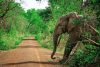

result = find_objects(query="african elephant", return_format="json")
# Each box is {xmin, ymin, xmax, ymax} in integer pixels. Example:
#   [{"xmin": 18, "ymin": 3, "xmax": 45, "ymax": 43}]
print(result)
[
  {"xmin": 51, "ymin": 12, "xmax": 83, "ymax": 59},
  {"xmin": 59, "ymin": 21, "xmax": 99, "ymax": 63}
]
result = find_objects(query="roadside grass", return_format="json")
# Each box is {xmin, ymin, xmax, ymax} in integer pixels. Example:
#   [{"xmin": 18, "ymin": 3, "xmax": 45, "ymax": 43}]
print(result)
[{"xmin": 0, "ymin": 30, "xmax": 31, "ymax": 50}]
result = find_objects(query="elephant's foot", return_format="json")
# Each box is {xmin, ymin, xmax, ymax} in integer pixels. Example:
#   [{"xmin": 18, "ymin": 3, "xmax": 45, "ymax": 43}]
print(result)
[
  {"xmin": 58, "ymin": 56, "xmax": 69, "ymax": 64},
  {"xmin": 59, "ymin": 59, "xmax": 67, "ymax": 64}
]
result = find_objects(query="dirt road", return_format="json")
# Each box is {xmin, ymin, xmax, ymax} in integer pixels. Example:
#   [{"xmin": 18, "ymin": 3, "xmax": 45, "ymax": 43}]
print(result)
[{"xmin": 0, "ymin": 37, "xmax": 65, "ymax": 67}]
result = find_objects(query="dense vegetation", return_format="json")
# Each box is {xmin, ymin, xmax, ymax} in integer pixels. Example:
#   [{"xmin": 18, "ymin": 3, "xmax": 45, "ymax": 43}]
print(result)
[
  {"xmin": 0, "ymin": 0, "xmax": 100, "ymax": 67},
  {"xmin": 0, "ymin": 0, "xmax": 29, "ymax": 50}
]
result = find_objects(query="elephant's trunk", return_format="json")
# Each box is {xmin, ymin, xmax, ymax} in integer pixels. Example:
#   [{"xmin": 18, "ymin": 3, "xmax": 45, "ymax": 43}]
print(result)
[
  {"xmin": 51, "ymin": 46, "xmax": 56, "ymax": 59},
  {"xmin": 51, "ymin": 34, "xmax": 61, "ymax": 59}
]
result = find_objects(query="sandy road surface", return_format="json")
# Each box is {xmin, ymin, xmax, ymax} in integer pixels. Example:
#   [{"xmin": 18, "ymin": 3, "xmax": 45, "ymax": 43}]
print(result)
[{"xmin": 0, "ymin": 37, "xmax": 65, "ymax": 67}]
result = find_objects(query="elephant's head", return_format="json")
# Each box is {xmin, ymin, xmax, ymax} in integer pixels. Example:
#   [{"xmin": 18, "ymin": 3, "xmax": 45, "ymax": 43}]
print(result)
[{"xmin": 68, "ymin": 12, "xmax": 83, "ymax": 19}]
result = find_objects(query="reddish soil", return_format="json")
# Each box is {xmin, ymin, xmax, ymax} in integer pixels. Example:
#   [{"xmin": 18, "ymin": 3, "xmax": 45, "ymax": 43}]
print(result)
[{"xmin": 0, "ymin": 37, "xmax": 65, "ymax": 67}]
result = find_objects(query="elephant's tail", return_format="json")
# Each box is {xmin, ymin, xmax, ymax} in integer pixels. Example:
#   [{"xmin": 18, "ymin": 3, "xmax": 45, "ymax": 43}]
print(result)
[{"xmin": 51, "ymin": 34, "xmax": 61, "ymax": 59}]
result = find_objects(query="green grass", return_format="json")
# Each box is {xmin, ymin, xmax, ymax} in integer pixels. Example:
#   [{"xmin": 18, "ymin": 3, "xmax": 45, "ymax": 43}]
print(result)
[{"xmin": 0, "ymin": 30, "xmax": 29, "ymax": 50}]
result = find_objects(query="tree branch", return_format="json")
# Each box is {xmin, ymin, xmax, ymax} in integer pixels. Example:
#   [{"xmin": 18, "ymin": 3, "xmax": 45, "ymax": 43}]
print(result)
[
  {"xmin": 86, "ymin": 23, "xmax": 99, "ymax": 34},
  {"xmin": 0, "ymin": 1, "xmax": 17, "ymax": 19},
  {"xmin": 85, "ymin": 37, "xmax": 100, "ymax": 47}
]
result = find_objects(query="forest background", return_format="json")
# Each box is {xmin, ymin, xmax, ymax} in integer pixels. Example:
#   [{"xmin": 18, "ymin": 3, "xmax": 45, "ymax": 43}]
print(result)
[{"xmin": 0, "ymin": 0, "xmax": 100, "ymax": 67}]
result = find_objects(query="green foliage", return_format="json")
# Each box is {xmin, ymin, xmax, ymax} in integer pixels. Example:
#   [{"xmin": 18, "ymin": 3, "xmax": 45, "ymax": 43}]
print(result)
[
  {"xmin": 24, "ymin": 9, "xmax": 47, "ymax": 34},
  {"xmin": 0, "ymin": 30, "xmax": 22, "ymax": 50},
  {"xmin": 0, "ymin": 0, "xmax": 29, "ymax": 50},
  {"xmin": 37, "ymin": 7, "xmax": 52, "ymax": 21},
  {"xmin": 49, "ymin": 0, "xmax": 82, "ymax": 19},
  {"xmin": 68, "ymin": 44, "xmax": 99, "ymax": 67}
]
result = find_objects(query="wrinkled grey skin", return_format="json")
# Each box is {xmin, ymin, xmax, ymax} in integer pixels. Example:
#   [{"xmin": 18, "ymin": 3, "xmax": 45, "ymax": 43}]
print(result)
[{"xmin": 51, "ymin": 12, "xmax": 83, "ymax": 59}]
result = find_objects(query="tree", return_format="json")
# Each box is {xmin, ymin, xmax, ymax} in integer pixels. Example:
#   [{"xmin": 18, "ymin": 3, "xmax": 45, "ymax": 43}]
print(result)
[{"xmin": 0, "ymin": 0, "xmax": 20, "ymax": 30}]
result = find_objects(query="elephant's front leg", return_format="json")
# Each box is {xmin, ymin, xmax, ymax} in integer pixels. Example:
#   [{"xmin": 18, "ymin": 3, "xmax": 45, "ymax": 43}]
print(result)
[{"xmin": 59, "ymin": 38, "xmax": 77, "ymax": 64}]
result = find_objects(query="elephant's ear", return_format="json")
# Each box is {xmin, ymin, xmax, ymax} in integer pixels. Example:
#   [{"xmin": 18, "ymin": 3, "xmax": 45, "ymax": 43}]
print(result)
[{"xmin": 67, "ymin": 23, "xmax": 75, "ymax": 33}]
